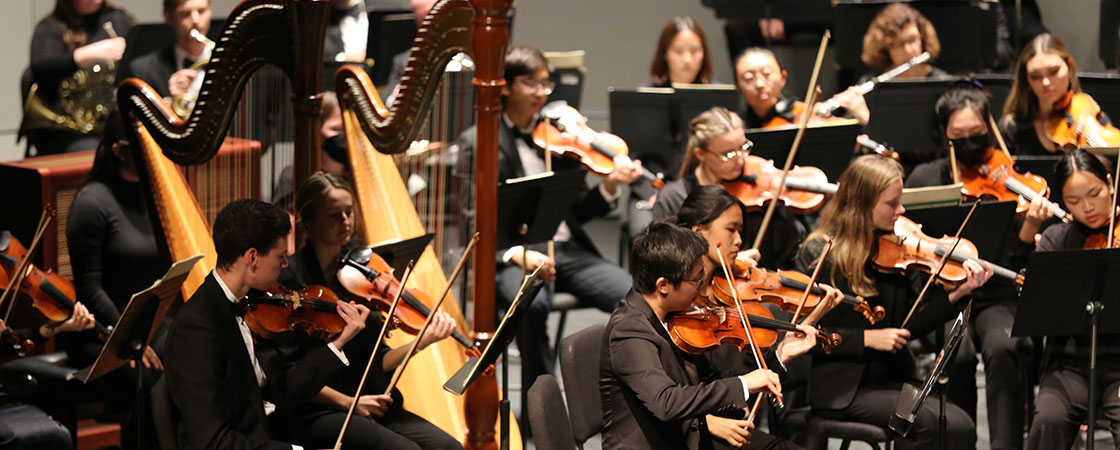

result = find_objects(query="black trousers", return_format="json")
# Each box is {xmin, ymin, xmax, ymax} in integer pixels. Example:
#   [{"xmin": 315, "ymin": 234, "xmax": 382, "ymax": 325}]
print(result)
[
  {"xmin": 1026, "ymin": 361, "xmax": 1120, "ymax": 450},
  {"xmin": 818, "ymin": 387, "xmax": 976, "ymax": 450},
  {"xmin": 710, "ymin": 429, "xmax": 807, "ymax": 450},
  {"xmin": 297, "ymin": 408, "xmax": 462, "ymax": 450},
  {"xmin": 946, "ymin": 300, "xmax": 1029, "ymax": 449},
  {"xmin": 0, "ymin": 400, "xmax": 71, "ymax": 450}
]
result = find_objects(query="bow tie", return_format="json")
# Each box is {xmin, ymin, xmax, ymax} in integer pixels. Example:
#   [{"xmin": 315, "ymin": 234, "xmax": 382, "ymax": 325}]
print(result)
[{"xmin": 182, "ymin": 57, "xmax": 196, "ymax": 69}]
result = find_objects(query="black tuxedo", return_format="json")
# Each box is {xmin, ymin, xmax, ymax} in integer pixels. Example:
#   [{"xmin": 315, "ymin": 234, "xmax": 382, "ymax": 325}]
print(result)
[
  {"xmin": 163, "ymin": 273, "xmax": 346, "ymax": 450},
  {"xmin": 128, "ymin": 46, "xmax": 176, "ymax": 98}
]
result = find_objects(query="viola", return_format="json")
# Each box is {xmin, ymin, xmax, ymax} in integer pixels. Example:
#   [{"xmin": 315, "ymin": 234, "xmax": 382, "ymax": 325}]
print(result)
[
  {"xmin": 723, "ymin": 155, "xmax": 837, "ymax": 214},
  {"xmin": 0, "ymin": 231, "xmax": 112, "ymax": 337},
  {"xmin": 666, "ymin": 297, "xmax": 841, "ymax": 355},
  {"xmin": 958, "ymin": 148, "xmax": 1070, "ymax": 222},
  {"xmin": 242, "ymin": 285, "xmax": 348, "ymax": 341},
  {"xmin": 718, "ymin": 261, "xmax": 886, "ymax": 324},
  {"xmin": 873, "ymin": 216, "xmax": 1024, "ymax": 289},
  {"xmin": 337, "ymin": 246, "xmax": 475, "ymax": 349},
  {"xmin": 1045, "ymin": 92, "xmax": 1120, "ymax": 149},
  {"xmin": 531, "ymin": 102, "xmax": 664, "ymax": 189}
]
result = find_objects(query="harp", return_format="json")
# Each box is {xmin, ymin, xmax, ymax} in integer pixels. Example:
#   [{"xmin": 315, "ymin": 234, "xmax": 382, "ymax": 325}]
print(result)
[{"xmin": 118, "ymin": 0, "xmax": 514, "ymax": 447}]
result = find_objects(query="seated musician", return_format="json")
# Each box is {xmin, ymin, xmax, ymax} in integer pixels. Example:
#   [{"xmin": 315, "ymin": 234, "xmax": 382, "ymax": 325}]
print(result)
[
  {"xmin": 272, "ymin": 91, "xmax": 351, "ymax": 211},
  {"xmin": 1026, "ymin": 149, "xmax": 1120, "ymax": 449},
  {"xmin": 651, "ymin": 107, "xmax": 805, "ymax": 270},
  {"xmin": 162, "ymin": 199, "xmax": 371, "ymax": 450},
  {"xmin": 325, "ymin": 0, "xmax": 368, "ymax": 63},
  {"xmin": 277, "ymin": 172, "xmax": 461, "ymax": 450},
  {"xmin": 860, "ymin": 3, "xmax": 949, "ymax": 82},
  {"xmin": 733, "ymin": 48, "xmax": 869, "ymax": 127},
  {"xmin": 904, "ymin": 84, "xmax": 1041, "ymax": 450},
  {"xmin": 794, "ymin": 155, "xmax": 991, "ymax": 449},
  {"xmin": 127, "ymin": 0, "xmax": 211, "ymax": 100},
  {"xmin": 1000, "ymin": 33, "xmax": 1115, "ymax": 155},
  {"xmin": 647, "ymin": 16, "xmax": 714, "ymax": 88},
  {"xmin": 601, "ymin": 221, "xmax": 822, "ymax": 450},
  {"xmin": 455, "ymin": 45, "xmax": 642, "ymax": 428},
  {"xmin": 27, "ymin": 0, "xmax": 132, "ymax": 155}
]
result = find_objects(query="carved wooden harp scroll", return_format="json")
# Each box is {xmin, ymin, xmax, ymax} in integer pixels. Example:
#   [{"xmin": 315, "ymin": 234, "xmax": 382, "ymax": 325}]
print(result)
[
  {"xmin": 335, "ymin": 0, "xmax": 514, "ymax": 448},
  {"xmin": 117, "ymin": 0, "xmax": 331, "ymax": 299}
]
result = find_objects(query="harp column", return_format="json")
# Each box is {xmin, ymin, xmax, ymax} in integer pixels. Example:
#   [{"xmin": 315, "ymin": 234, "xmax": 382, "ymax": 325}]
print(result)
[
  {"xmin": 465, "ymin": 0, "xmax": 513, "ymax": 449},
  {"xmin": 287, "ymin": 0, "xmax": 331, "ymax": 199}
]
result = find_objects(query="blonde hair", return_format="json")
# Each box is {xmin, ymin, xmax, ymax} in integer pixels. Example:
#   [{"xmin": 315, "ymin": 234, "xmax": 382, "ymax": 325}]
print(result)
[
  {"xmin": 861, "ymin": 3, "xmax": 940, "ymax": 72},
  {"xmin": 805, "ymin": 155, "xmax": 903, "ymax": 296},
  {"xmin": 678, "ymin": 107, "xmax": 744, "ymax": 178},
  {"xmin": 1002, "ymin": 33, "xmax": 1081, "ymax": 125}
]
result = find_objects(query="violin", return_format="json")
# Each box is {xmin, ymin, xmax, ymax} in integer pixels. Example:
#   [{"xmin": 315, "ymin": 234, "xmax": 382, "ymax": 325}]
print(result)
[
  {"xmin": 1045, "ymin": 92, "xmax": 1120, "ymax": 149},
  {"xmin": 723, "ymin": 155, "xmax": 837, "ymax": 214},
  {"xmin": 0, "ymin": 231, "xmax": 112, "ymax": 337},
  {"xmin": 242, "ymin": 285, "xmax": 348, "ymax": 341},
  {"xmin": 716, "ymin": 260, "xmax": 886, "ymax": 324},
  {"xmin": 531, "ymin": 102, "xmax": 665, "ymax": 189},
  {"xmin": 873, "ymin": 216, "xmax": 1024, "ymax": 289},
  {"xmin": 957, "ymin": 148, "xmax": 1071, "ymax": 222},
  {"xmin": 667, "ymin": 296, "xmax": 841, "ymax": 355},
  {"xmin": 337, "ymin": 246, "xmax": 475, "ymax": 349}
]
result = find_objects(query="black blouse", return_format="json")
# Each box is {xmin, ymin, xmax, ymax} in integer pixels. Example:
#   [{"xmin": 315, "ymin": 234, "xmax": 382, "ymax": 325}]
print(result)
[{"xmin": 29, "ymin": 9, "xmax": 133, "ymax": 106}]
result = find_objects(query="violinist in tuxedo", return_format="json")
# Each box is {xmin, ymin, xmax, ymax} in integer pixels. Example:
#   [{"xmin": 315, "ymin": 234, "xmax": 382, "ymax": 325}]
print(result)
[
  {"xmin": 128, "ymin": 0, "xmax": 210, "ymax": 99},
  {"xmin": 162, "ymin": 199, "xmax": 371, "ymax": 450}
]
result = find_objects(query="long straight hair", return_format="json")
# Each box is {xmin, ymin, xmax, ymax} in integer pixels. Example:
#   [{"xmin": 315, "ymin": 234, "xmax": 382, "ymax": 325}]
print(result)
[
  {"xmin": 805, "ymin": 155, "xmax": 903, "ymax": 296},
  {"xmin": 1003, "ymin": 33, "xmax": 1081, "ymax": 125}
]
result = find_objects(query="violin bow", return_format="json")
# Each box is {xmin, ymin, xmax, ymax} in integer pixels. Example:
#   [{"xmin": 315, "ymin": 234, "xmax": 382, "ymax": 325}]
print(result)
[
  {"xmin": 752, "ymin": 31, "xmax": 829, "ymax": 251},
  {"xmin": 791, "ymin": 237, "xmax": 833, "ymax": 324},
  {"xmin": 332, "ymin": 260, "xmax": 416, "ymax": 450},
  {"xmin": 987, "ymin": 114, "xmax": 1016, "ymax": 161},
  {"xmin": 1108, "ymin": 149, "xmax": 1120, "ymax": 248},
  {"xmin": 900, "ymin": 201, "xmax": 980, "ymax": 329},
  {"xmin": 714, "ymin": 243, "xmax": 779, "ymax": 423},
  {"xmin": 948, "ymin": 141, "xmax": 961, "ymax": 185},
  {"xmin": 1, "ymin": 211, "xmax": 50, "ymax": 323},
  {"xmin": 381, "ymin": 233, "xmax": 479, "ymax": 396}
]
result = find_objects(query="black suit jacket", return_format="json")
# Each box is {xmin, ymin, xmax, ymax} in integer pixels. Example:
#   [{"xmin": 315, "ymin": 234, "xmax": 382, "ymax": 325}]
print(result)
[
  {"xmin": 128, "ymin": 46, "xmax": 176, "ymax": 98},
  {"xmin": 456, "ymin": 115, "xmax": 613, "ymax": 263},
  {"xmin": 599, "ymin": 290, "xmax": 754, "ymax": 450},
  {"xmin": 164, "ymin": 273, "xmax": 346, "ymax": 450}
]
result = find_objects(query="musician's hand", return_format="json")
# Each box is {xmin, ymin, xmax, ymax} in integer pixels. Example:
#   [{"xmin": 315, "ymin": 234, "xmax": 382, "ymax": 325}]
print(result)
[
  {"xmin": 801, "ymin": 283, "xmax": 844, "ymax": 327},
  {"xmin": 0, "ymin": 319, "xmax": 6, "ymax": 334},
  {"xmin": 128, "ymin": 345, "xmax": 164, "ymax": 371},
  {"xmin": 53, "ymin": 302, "xmax": 96, "ymax": 334},
  {"xmin": 707, "ymin": 414, "xmax": 754, "ymax": 447},
  {"xmin": 331, "ymin": 301, "xmax": 371, "ymax": 349},
  {"xmin": 168, "ymin": 69, "xmax": 199, "ymax": 97},
  {"xmin": 354, "ymin": 394, "xmax": 393, "ymax": 418},
  {"xmin": 775, "ymin": 323, "xmax": 820, "ymax": 363},
  {"xmin": 1020, "ymin": 195, "xmax": 1051, "ymax": 243},
  {"xmin": 418, "ymin": 310, "xmax": 456, "ymax": 350},
  {"xmin": 602, "ymin": 156, "xmax": 643, "ymax": 195},
  {"xmin": 74, "ymin": 37, "xmax": 126, "ymax": 67},
  {"xmin": 735, "ymin": 249, "xmax": 760, "ymax": 270},
  {"xmin": 740, "ymin": 369, "xmax": 782, "ymax": 398},
  {"xmin": 865, "ymin": 328, "xmax": 910, "ymax": 352},
  {"xmin": 829, "ymin": 87, "xmax": 871, "ymax": 125},
  {"xmin": 948, "ymin": 260, "xmax": 993, "ymax": 303},
  {"xmin": 758, "ymin": 18, "xmax": 786, "ymax": 41},
  {"xmin": 510, "ymin": 250, "xmax": 556, "ymax": 281}
]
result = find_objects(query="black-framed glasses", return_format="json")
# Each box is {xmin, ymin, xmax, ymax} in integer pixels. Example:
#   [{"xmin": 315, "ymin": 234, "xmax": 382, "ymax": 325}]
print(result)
[{"xmin": 704, "ymin": 140, "xmax": 753, "ymax": 162}]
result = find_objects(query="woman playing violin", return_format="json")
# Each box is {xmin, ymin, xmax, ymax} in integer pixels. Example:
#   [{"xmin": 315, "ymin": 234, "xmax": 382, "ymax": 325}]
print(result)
[
  {"xmin": 904, "ymin": 83, "xmax": 1037, "ymax": 450},
  {"xmin": 1001, "ymin": 33, "xmax": 1118, "ymax": 154},
  {"xmin": 647, "ymin": 16, "xmax": 714, "ymax": 88},
  {"xmin": 1025, "ymin": 149, "xmax": 1120, "ymax": 449},
  {"xmin": 795, "ymin": 155, "xmax": 992, "ymax": 450},
  {"xmin": 652, "ymin": 107, "xmax": 805, "ymax": 270},
  {"xmin": 279, "ymin": 172, "xmax": 461, "ymax": 450}
]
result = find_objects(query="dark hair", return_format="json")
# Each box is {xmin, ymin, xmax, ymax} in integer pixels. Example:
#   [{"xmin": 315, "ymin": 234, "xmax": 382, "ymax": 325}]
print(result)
[
  {"xmin": 53, "ymin": 0, "xmax": 121, "ymax": 51},
  {"xmin": 674, "ymin": 185, "xmax": 745, "ymax": 230},
  {"xmin": 504, "ymin": 46, "xmax": 553, "ymax": 87},
  {"xmin": 86, "ymin": 109, "xmax": 129, "ymax": 185},
  {"xmin": 163, "ymin": 0, "xmax": 209, "ymax": 15},
  {"xmin": 213, "ymin": 199, "xmax": 292, "ymax": 269},
  {"xmin": 934, "ymin": 83, "xmax": 991, "ymax": 138},
  {"xmin": 630, "ymin": 222, "xmax": 708, "ymax": 295},
  {"xmin": 1054, "ymin": 149, "xmax": 1113, "ymax": 199},
  {"xmin": 649, "ymin": 16, "xmax": 713, "ymax": 86}
]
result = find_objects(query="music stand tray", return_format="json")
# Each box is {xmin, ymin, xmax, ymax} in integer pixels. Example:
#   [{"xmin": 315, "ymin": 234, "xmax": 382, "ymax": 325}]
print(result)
[{"xmin": 496, "ymin": 170, "xmax": 584, "ymax": 250}]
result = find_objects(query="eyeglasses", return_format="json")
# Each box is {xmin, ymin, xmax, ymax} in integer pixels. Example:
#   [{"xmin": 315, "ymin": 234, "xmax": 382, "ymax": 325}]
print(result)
[
  {"xmin": 739, "ymin": 69, "xmax": 776, "ymax": 86},
  {"xmin": 704, "ymin": 141, "xmax": 753, "ymax": 162},
  {"xmin": 517, "ymin": 78, "xmax": 556, "ymax": 95},
  {"xmin": 681, "ymin": 267, "xmax": 706, "ymax": 288}
]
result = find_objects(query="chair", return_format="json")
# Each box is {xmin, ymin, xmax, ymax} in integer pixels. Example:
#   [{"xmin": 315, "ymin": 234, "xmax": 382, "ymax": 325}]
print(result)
[
  {"xmin": 527, "ymin": 374, "xmax": 576, "ymax": 450},
  {"xmin": 558, "ymin": 324, "xmax": 605, "ymax": 448},
  {"xmin": 150, "ymin": 376, "xmax": 180, "ymax": 450},
  {"xmin": 551, "ymin": 292, "xmax": 582, "ymax": 356},
  {"xmin": 805, "ymin": 417, "xmax": 894, "ymax": 450}
]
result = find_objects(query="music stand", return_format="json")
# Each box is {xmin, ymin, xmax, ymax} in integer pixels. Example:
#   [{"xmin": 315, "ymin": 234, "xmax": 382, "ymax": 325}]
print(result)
[
  {"xmin": 366, "ymin": 12, "xmax": 417, "ymax": 87},
  {"xmin": 75, "ymin": 254, "xmax": 204, "ymax": 450},
  {"xmin": 745, "ymin": 120, "xmax": 862, "ymax": 182},
  {"xmin": 1011, "ymin": 155, "xmax": 1062, "ymax": 195},
  {"xmin": 495, "ymin": 170, "xmax": 584, "ymax": 251},
  {"xmin": 367, "ymin": 233, "xmax": 435, "ymax": 277},
  {"xmin": 905, "ymin": 200, "xmax": 1016, "ymax": 260},
  {"xmin": 1013, "ymin": 248, "xmax": 1120, "ymax": 450},
  {"xmin": 890, "ymin": 309, "xmax": 969, "ymax": 450}
]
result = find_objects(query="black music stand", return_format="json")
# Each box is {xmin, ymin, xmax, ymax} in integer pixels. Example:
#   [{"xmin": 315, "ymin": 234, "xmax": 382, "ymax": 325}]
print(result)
[
  {"xmin": 75, "ymin": 254, "xmax": 203, "ymax": 450},
  {"xmin": 444, "ymin": 268, "xmax": 545, "ymax": 450},
  {"xmin": 366, "ymin": 11, "xmax": 417, "ymax": 87},
  {"xmin": 904, "ymin": 200, "xmax": 1017, "ymax": 264},
  {"xmin": 745, "ymin": 120, "xmax": 862, "ymax": 182},
  {"xmin": 495, "ymin": 170, "xmax": 584, "ymax": 251},
  {"xmin": 366, "ymin": 233, "xmax": 435, "ymax": 277},
  {"xmin": 1013, "ymin": 248, "xmax": 1120, "ymax": 450},
  {"xmin": 890, "ymin": 308, "xmax": 969, "ymax": 450},
  {"xmin": 1012, "ymin": 155, "xmax": 1063, "ymax": 195}
]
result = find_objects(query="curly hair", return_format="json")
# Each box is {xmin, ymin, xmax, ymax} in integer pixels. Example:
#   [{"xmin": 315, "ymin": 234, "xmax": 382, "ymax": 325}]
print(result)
[{"xmin": 860, "ymin": 3, "xmax": 940, "ymax": 72}]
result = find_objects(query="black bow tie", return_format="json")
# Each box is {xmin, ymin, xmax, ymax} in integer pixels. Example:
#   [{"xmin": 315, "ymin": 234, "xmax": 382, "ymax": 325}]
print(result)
[{"xmin": 182, "ymin": 57, "xmax": 196, "ymax": 69}]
